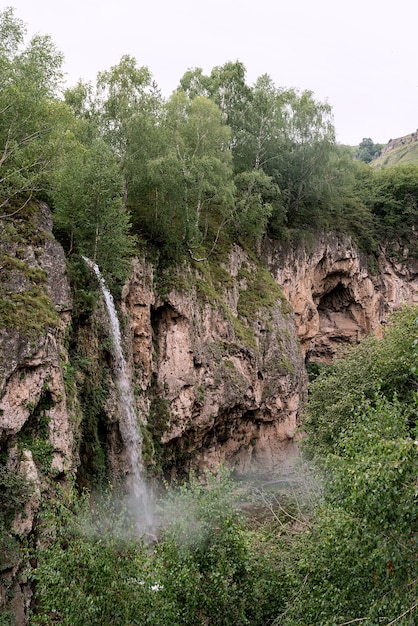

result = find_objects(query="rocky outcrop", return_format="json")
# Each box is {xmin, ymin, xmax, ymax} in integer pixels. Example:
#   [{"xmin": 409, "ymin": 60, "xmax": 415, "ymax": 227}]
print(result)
[
  {"xmin": 381, "ymin": 131, "xmax": 418, "ymax": 156},
  {"xmin": 122, "ymin": 248, "xmax": 306, "ymax": 478},
  {"xmin": 265, "ymin": 233, "xmax": 418, "ymax": 361},
  {"xmin": 0, "ymin": 202, "xmax": 74, "ymax": 625},
  {"xmin": 2, "ymin": 202, "xmax": 418, "ymax": 625},
  {"xmin": 0, "ymin": 203, "xmax": 74, "ymax": 473}
]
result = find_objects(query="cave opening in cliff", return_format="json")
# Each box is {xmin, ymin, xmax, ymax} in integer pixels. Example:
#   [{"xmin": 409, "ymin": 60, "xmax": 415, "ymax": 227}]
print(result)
[
  {"xmin": 317, "ymin": 281, "xmax": 352, "ymax": 312},
  {"xmin": 306, "ymin": 281, "xmax": 357, "ymax": 364},
  {"xmin": 151, "ymin": 302, "xmax": 183, "ymax": 344}
]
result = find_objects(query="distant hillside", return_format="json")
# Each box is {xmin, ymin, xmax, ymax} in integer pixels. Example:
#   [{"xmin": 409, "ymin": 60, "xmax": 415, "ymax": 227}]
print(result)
[{"xmin": 370, "ymin": 131, "xmax": 418, "ymax": 168}]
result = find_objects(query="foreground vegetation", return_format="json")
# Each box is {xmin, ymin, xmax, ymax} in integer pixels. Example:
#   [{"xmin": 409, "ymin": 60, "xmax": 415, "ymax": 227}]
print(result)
[
  {"xmin": 288, "ymin": 307, "xmax": 418, "ymax": 625},
  {"xmin": 27, "ymin": 307, "xmax": 418, "ymax": 625},
  {"xmin": 29, "ymin": 472, "xmax": 298, "ymax": 626}
]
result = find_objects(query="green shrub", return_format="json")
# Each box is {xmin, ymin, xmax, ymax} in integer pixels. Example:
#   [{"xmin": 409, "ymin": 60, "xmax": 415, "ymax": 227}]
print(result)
[
  {"xmin": 302, "ymin": 305, "xmax": 418, "ymax": 457},
  {"xmin": 284, "ymin": 306, "xmax": 418, "ymax": 625},
  {"xmin": 284, "ymin": 396, "xmax": 418, "ymax": 625},
  {"xmin": 0, "ymin": 464, "xmax": 31, "ymax": 528},
  {"xmin": 30, "ymin": 471, "xmax": 296, "ymax": 625}
]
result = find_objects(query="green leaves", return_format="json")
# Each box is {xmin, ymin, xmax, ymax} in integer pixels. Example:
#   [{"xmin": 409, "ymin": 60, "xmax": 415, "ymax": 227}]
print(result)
[
  {"xmin": 52, "ymin": 138, "xmax": 135, "ymax": 285},
  {"xmin": 0, "ymin": 8, "xmax": 64, "ymax": 213},
  {"xmin": 286, "ymin": 307, "xmax": 418, "ymax": 625},
  {"xmin": 292, "ymin": 395, "xmax": 418, "ymax": 624},
  {"xmin": 234, "ymin": 169, "xmax": 276, "ymax": 242},
  {"xmin": 329, "ymin": 396, "xmax": 416, "ymax": 529},
  {"xmin": 143, "ymin": 92, "xmax": 235, "ymax": 258},
  {"xmin": 369, "ymin": 164, "xmax": 418, "ymax": 248},
  {"xmin": 1, "ymin": 7, "xmax": 413, "ymax": 264},
  {"xmin": 303, "ymin": 306, "xmax": 418, "ymax": 457},
  {"xmin": 31, "ymin": 472, "xmax": 285, "ymax": 626},
  {"xmin": 356, "ymin": 137, "xmax": 383, "ymax": 163}
]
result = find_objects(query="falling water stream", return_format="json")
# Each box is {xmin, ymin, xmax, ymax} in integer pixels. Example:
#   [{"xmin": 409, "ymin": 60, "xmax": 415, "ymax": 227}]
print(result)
[{"xmin": 83, "ymin": 258, "xmax": 153, "ymax": 533}]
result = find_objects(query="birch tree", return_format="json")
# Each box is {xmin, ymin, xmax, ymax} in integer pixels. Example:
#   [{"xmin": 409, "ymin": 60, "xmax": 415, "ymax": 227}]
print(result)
[
  {"xmin": 148, "ymin": 92, "xmax": 235, "ymax": 259},
  {"xmin": 0, "ymin": 7, "xmax": 64, "ymax": 216}
]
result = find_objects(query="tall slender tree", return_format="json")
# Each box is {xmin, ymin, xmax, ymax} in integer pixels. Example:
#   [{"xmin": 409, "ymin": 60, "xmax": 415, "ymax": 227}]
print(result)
[
  {"xmin": 0, "ymin": 7, "xmax": 64, "ymax": 216},
  {"xmin": 52, "ymin": 138, "xmax": 135, "ymax": 283},
  {"xmin": 96, "ymin": 55, "xmax": 162, "ymax": 208},
  {"xmin": 146, "ymin": 92, "xmax": 235, "ymax": 259},
  {"xmin": 279, "ymin": 89, "xmax": 335, "ymax": 224}
]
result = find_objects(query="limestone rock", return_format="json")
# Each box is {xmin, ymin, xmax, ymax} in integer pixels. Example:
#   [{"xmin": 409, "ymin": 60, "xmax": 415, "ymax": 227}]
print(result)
[
  {"xmin": 265, "ymin": 233, "xmax": 418, "ymax": 361},
  {"xmin": 7, "ymin": 447, "xmax": 41, "ymax": 537},
  {"xmin": 0, "ymin": 203, "xmax": 74, "ymax": 473},
  {"xmin": 0, "ymin": 201, "xmax": 75, "ymax": 623},
  {"xmin": 122, "ymin": 246, "xmax": 306, "ymax": 477}
]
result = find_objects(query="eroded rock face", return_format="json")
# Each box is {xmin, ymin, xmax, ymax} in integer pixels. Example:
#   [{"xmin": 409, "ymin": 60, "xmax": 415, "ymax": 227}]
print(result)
[
  {"xmin": 122, "ymin": 247, "xmax": 306, "ymax": 477},
  {"xmin": 0, "ymin": 202, "xmax": 74, "ymax": 624},
  {"xmin": 3, "ymin": 201, "xmax": 418, "ymax": 625},
  {"xmin": 0, "ymin": 334, "xmax": 74, "ymax": 473},
  {"xmin": 0, "ymin": 203, "xmax": 74, "ymax": 473},
  {"xmin": 264, "ymin": 233, "xmax": 418, "ymax": 361}
]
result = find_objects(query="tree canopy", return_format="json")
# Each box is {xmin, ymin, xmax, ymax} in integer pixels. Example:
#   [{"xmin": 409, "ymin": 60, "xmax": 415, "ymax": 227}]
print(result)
[
  {"xmin": 356, "ymin": 137, "xmax": 384, "ymax": 163},
  {"xmin": 0, "ymin": 7, "xmax": 65, "ymax": 215},
  {"xmin": 3, "ymin": 7, "xmax": 418, "ymax": 271}
]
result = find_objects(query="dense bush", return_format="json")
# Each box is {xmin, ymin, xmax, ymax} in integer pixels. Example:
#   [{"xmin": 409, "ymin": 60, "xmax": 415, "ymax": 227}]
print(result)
[
  {"xmin": 283, "ymin": 306, "xmax": 418, "ymax": 625},
  {"xmin": 370, "ymin": 164, "xmax": 418, "ymax": 247},
  {"xmin": 30, "ymin": 472, "xmax": 295, "ymax": 625},
  {"xmin": 0, "ymin": 460, "xmax": 32, "ymax": 618},
  {"xmin": 302, "ymin": 306, "xmax": 418, "ymax": 457}
]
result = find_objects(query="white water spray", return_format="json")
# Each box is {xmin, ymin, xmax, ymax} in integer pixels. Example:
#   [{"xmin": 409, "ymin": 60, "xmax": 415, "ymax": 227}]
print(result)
[{"xmin": 83, "ymin": 257, "xmax": 153, "ymax": 532}]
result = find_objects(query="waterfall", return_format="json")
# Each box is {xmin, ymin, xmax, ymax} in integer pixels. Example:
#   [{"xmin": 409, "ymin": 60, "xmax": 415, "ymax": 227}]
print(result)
[{"xmin": 83, "ymin": 257, "xmax": 153, "ymax": 532}]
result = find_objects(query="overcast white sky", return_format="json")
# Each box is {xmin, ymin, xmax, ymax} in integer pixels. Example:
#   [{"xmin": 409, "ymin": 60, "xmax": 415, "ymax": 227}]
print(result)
[{"xmin": 7, "ymin": 0, "xmax": 418, "ymax": 145}]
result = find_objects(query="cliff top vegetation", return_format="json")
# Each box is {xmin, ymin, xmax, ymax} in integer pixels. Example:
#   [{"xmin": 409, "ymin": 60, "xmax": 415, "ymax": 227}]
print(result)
[{"xmin": 1, "ymin": 7, "xmax": 418, "ymax": 295}]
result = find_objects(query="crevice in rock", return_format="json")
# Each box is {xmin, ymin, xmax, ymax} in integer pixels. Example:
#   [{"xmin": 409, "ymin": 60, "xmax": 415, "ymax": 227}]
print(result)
[
  {"xmin": 317, "ymin": 281, "xmax": 352, "ymax": 312},
  {"xmin": 151, "ymin": 303, "xmax": 184, "ymax": 331}
]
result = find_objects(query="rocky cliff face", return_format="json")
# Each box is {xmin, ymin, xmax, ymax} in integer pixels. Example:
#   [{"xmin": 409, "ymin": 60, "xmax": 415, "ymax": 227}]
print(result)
[
  {"xmin": 0, "ymin": 203, "xmax": 74, "ymax": 623},
  {"xmin": 381, "ymin": 131, "xmax": 418, "ymax": 156},
  {"xmin": 0, "ymin": 203, "xmax": 75, "ymax": 479},
  {"xmin": 122, "ymin": 248, "xmax": 306, "ymax": 478},
  {"xmin": 2, "ymin": 202, "xmax": 418, "ymax": 624},
  {"xmin": 265, "ymin": 233, "xmax": 418, "ymax": 361}
]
